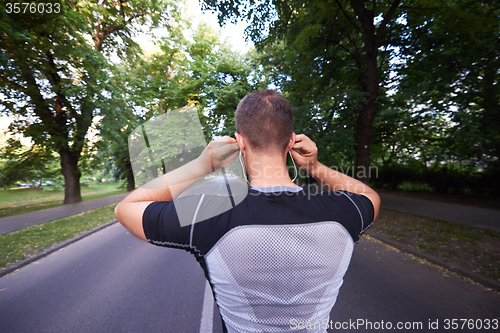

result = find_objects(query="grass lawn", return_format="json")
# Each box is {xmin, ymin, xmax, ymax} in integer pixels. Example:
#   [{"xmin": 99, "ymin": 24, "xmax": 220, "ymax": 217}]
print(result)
[
  {"xmin": 0, "ymin": 183, "xmax": 126, "ymax": 219},
  {"xmin": 0, "ymin": 203, "xmax": 118, "ymax": 270},
  {"xmin": 367, "ymin": 209, "xmax": 500, "ymax": 283}
]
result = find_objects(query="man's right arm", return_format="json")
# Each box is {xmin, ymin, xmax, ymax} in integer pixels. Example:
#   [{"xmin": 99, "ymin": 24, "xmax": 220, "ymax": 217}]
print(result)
[
  {"xmin": 290, "ymin": 134, "xmax": 380, "ymax": 219},
  {"xmin": 115, "ymin": 136, "xmax": 239, "ymax": 240}
]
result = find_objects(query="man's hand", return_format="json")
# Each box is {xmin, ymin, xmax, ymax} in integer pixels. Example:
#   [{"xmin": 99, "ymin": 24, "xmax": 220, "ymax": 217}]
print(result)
[
  {"xmin": 290, "ymin": 133, "xmax": 380, "ymax": 219},
  {"xmin": 290, "ymin": 134, "xmax": 318, "ymax": 172},
  {"xmin": 115, "ymin": 136, "xmax": 240, "ymax": 241},
  {"xmin": 198, "ymin": 136, "xmax": 240, "ymax": 174}
]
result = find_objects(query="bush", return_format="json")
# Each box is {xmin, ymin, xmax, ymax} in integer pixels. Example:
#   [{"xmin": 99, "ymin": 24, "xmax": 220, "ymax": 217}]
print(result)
[
  {"xmin": 373, "ymin": 164, "xmax": 499, "ymax": 197},
  {"xmin": 42, "ymin": 179, "xmax": 64, "ymax": 192},
  {"xmin": 397, "ymin": 181, "xmax": 433, "ymax": 192}
]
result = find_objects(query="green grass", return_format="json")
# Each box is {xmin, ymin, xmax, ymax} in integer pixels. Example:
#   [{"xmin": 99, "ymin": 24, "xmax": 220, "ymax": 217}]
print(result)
[
  {"xmin": 397, "ymin": 181, "xmax": 434, "ymax": 192},
  {"xmin": 0, "ymin": 203, "xmax": 118, "ymax": 270},
  {"xmin": 0, "ymin": 182, "xmax": 122, "ymax": 202},
  {"xmin": 369, "ymin": 209, "xmax": 500, "ymax": 282},
  {"xmin": 0, "ymin": 183, "xmax": 126, "ymax": 219}
]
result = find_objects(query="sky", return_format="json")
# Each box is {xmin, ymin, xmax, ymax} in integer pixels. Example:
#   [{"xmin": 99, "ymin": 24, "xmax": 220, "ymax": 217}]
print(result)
[
  {"xmin": 0, "ymin": 117, "xmax": 9, "ymax": 131},
  {"xmin": 137, "ymin": 0, "xmax": 253, "ymax": 55},
  {"xmin": 185, "ymin": 0, "xmax": 253, "ymax": 53}
]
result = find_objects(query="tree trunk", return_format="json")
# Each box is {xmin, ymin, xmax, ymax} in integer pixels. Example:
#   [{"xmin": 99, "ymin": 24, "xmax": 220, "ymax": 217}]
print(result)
[
  {"xmin": 350, "ymin": 0, "xmax": 401, "ymax": 184},
  {"xmin": 126, "ymin": 162, "xmax": 135, "ymax": 192},
  {"xmin": 481, "ymin": 62, "xmax": 500, "ymax": 157},
  {"xmin": 60, "ymin": 149, "xmax": 82, "ymax": 204},
  {"xmin": 354, "ymin": 105, "xmax": 376, "ymax": 184},
  {"xmin": 355, "ymin": 48, "xmax": 378, "ymax": 184},
  {"xmin": 355, "ymin": 34, "xmax": 378, "ymax": 184}
]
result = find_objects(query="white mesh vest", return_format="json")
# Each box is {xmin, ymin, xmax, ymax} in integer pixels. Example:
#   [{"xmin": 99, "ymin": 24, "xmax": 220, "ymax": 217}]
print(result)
[
  {"xmin": 143, "ymin": 186, "xmax": 374, "ymax": 333},
  {"xmin": 206, "ymin": 222, "xmax": 354, "ymax": 333}
]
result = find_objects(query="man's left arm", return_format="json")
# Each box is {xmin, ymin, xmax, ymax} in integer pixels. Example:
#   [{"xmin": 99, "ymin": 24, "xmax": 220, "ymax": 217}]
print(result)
[{"xmin": 114, "ymin": 136, "xmax": 239, "ymax": 241}]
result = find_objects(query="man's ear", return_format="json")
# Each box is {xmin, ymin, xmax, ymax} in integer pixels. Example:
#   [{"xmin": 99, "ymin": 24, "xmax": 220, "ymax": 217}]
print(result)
[
  {"xmin": 235, "ymin": 132, "xmax": 246, "ymax": 153},
  {"xmin": 287, "ymin": 132, "xmax": 296, "ymax": 152}
]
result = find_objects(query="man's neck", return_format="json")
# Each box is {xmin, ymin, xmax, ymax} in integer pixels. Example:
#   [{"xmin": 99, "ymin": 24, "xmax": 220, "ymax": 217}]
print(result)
[{"xmin": 244, "ymin": 152, "xmax": 298, "ymax": 188}]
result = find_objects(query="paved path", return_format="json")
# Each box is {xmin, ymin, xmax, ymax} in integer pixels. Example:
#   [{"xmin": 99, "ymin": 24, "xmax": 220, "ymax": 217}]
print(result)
[
  {"xmin": 379, "ymin": 193, "xmax": 500, "ymax": 233},
  {"xmin": 1, "ymin": 224, "xmax": 498, "ymax": 332},
  {"xmin": 162, "ymin": 177, "xmax": 500, "ymax": 233},
  {"xmin": 0, "ymin": 193, "xmax": 128, "ymax": 235},
  {"xmin": 2, "ymin": 188, "xmax": 499, "ymax": 236}
]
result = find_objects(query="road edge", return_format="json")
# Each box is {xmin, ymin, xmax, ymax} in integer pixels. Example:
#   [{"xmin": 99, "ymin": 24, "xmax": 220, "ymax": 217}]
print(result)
[
  {"xmin": 367, "ymin": 231, "xmax": 500, "ymax": 292},
  {"xmin": 3, "ymin": 219, "xmax": 498, "ymax": 292},
  {"xmin": 0, "ymin": 220, "xmax": 118, "ymax": 278}
]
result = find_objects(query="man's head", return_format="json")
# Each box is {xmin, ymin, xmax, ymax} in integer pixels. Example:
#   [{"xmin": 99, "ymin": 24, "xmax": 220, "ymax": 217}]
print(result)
[{"xmin": 235, "ymin": 90, "xmax": 293, "ymax": 155}]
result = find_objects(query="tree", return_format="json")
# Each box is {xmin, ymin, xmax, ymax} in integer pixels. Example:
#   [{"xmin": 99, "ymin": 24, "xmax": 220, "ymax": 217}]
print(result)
[
  {"xmin": 202, "ymin": 0, "xmax": 403, "ymax": 183},
  {"xmin": 0, "ymin": 141, "xmax": 60, "ymax": 189},
  {"xmin": 394, "ymin": 0, "xmax": 500, "ymax": 170},
  {"xmin": 182, "ymin": 23, "xmax": 269, "ymax": 138},
  {"xmin": 0, "ymin": 0, "xmax": 179, "ymax": 203},
  {"xmin": 94, "ymin": 21, "xmax": 268, "ymax": 190},
  {"xmin": 90, "ymin": 73, "xmax": 139, "ymax": 191},
  {"xmin": 364, "ymin": 0, "xmax": 500, "ymax": 194}
]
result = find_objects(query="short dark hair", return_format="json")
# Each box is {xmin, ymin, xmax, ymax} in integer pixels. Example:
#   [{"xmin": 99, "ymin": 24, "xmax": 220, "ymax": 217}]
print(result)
[{"xmin": 235, "ymin": 90, "xmax": 293, "ymax": 154}]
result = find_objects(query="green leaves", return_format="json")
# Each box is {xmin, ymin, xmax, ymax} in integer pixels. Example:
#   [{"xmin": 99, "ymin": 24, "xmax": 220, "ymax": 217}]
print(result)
[
  {"xmin": 392, "ymin": 0, "xmax": 500, "ymax": 171},
  {"xmin": 201, "ymin": 0, "xmax": 499, "ymax": 190},
  {"xmin": 0, "ymin": 0, "xmax": 183, "ymax": 202},
  {"xmin": 93, "ymin": 18, "xmax": 267, "ymax": 189},
  {"xmin": 0, "ymin": 141, "xmax": 60, "ymax": 189}
]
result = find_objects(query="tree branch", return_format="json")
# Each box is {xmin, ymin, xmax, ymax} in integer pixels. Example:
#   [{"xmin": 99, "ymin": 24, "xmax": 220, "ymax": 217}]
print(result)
[
  {"xmin": 126, "ymin": 11, "xmax": 147, "ymax": 24},
  {"xmin": 350, "ymin": 0, "xmax": 374, "ymax": 38},
  {"xmin": 343, "ymin": 29, "xmax": 363, "ymax": 66},
  {"xmin": 93, "ymin": 11, "xmax": 146, "ymax": 51},
  {"xmin": 335, "ymin": 0, "xmax": 362, "ymax": 33},
  {"xmin": 44, "ymin": 49, "xmax": 78, "ymax": 117},
  {"xmin": 376, "ymin": 0, "xmax": 402, "ymax": 43},
  {"xmin": 322, "ymin": 36, "xmax": 363, "ymax": 70},
  {"xmin": 18, "ymin": 67, "xmax": 59, "ymax": 138}
]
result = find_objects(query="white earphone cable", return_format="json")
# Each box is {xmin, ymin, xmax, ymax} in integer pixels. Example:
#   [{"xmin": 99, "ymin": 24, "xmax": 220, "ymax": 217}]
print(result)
[{"xmin": 239, "ymin": 150, "xmax": 298, "ymax": 184}]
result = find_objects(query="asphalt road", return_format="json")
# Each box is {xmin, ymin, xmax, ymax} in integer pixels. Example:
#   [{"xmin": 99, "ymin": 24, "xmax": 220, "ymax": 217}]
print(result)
[
  {"xmin": 3, "ymin": 177, "xmax": 498, "ymax": 236},
  {"xmin": 378, "ymin": 194, "xmax": 500, "ymax": 233},
  {"xmin": 1, "ymin": 224, "xmax": 498, "ymax": 333}
]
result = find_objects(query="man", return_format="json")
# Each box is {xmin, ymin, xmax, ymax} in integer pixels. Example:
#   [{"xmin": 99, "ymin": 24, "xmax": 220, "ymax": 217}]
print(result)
[{"xmin": 115, "ymin": 90, "xmax": 380, "ymax": 333}]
